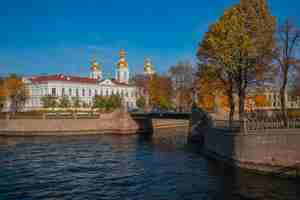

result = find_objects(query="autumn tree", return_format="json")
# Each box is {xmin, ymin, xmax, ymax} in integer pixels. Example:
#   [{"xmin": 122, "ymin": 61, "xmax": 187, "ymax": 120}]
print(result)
[
  {"xmin": 275, "ymin": 20, "xmax": 300, "ymax": 126},
  {"xmin": 136, "ymin": 96, "xmax": 146, "ymax": 109},
  {"xmin": 148, "ymin": 74, "xmax": 174, "ymax": 110},
  {"xmin": 131, "ymin": 74, "xmax": 151, "ymax": 109},
  {"xmin": 0, "ymin": 78, "xmax": 6, "ymax": 111},
  {"xmin": 197, "ymin": 0, "xmax": 276, "ymax": 121},
  {"xmin": 169, "ymin": 61, "xmax": 195, "ymax": 112},
  {"xmin": 3, "ymin": 74, "xmax": 29, "ymax": 113}
]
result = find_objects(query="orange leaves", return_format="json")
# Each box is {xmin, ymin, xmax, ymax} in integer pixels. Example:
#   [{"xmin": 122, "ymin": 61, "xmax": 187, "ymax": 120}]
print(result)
[
  {"xmin": 254, "ymin": 95, "xmax": 271, "ymax": 107},
  {"xmin": 198, "ymin": 95, "xmax": 215, "ymax": 111},
  {"xmin": 1, "ymin": 75, "xmax": 29, "ymax": 112},
  {"xmin": 148, "ymin": 75, "xmax": 173, "ymax": 109}
]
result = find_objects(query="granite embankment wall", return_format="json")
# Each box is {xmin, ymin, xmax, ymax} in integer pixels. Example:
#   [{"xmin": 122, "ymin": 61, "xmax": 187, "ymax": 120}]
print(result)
[
  {"xmin": 0, "ymin": 111, "xmax": 145, "ymax": 136},
  {"xmin": 189, "ymin": 107, "xmax": 300, "ymax": 174},
  {"xmin": 203, "ymin": 128, "xmax": 300, "ymax": 172},
  {"xmin": 0, "ymin": 112, "xmax": 189, "ymax": 136}
]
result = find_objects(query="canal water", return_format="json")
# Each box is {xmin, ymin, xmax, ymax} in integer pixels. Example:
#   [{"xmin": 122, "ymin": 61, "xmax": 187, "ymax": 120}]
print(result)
[{"xmin": 0, "ymin": 128, "xmax": 298, "ymax": 200}]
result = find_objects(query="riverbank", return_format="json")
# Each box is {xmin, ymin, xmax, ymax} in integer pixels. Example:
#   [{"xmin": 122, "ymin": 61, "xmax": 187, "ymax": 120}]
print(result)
[
  {"xmin": 0, "ymin": 111, "xmax": 189, "ymax": 136},
  {"xmin": 189, "ymin": 107, "xmax": 300, "ymax": 177},
  {"xmin": 199, "ymin": 126, "xmax": 300, "ymax": 177}
]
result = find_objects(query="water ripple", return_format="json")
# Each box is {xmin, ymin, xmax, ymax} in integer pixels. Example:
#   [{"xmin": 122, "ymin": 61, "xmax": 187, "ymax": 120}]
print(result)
[{"xmin": 0, "ymin": 132, "xmax": 298, "ymax": 200}]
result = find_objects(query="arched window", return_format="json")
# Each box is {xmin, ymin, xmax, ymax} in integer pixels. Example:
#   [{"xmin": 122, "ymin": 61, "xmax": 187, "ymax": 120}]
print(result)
[{"xmin": 82, "ymin": 89, "xmax": 85, "ymax": 97}]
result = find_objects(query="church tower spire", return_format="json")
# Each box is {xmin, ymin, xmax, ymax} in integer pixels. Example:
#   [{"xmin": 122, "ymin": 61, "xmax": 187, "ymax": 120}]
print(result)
[
  {"xmin": 90, "ymin": 58, "xmax": 102, "ymax": 80},
  {"xmin": 116, "ymin": 49, "xmax": 129, "ymax": 84},
  {"xmin": 144, "ymin": 57, "xmax": 155, "ymax": 76}
]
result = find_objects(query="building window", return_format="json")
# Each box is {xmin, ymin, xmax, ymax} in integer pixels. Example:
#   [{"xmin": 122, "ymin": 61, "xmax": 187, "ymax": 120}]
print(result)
[
  {"xmin": 62, "ymin": 88, "xmax": 65, "ymax": 96},
  {"xmin": 69, "ymin": 88, "xmax": 72, "ymax": 96},
  {"xmin": 76, "ymin": 89, "xmax": 79, "ymax": 97},
  {"xmin": 95, "ymin": 89, "xmax": 98, "ymax": 96},
  {"xmin": 82, "ymin": 89, "xmax": 85, "ymax": 97},
  {"xmin": 89, "ymin": 89, "xmax": 92, "ymax": 97},
  {"xmin": 51, "ymin": 88, "xmax": 56, "ymax": 96},
  {"xmin": 100, "ymin": 89, "xmax": 103, "ymax": 96},
  {"xmin": 106, "ymin": 89, "xmax": 109, "ymax": 96}
]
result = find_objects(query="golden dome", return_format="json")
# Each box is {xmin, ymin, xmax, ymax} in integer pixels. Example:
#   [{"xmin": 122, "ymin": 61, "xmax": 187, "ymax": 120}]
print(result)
[
  {"xmin": 90, "ymin": 58, "xmax": 101, "ymax": 71},
  {"xmin": 119, "ymin": 49, "xmax": 126, "ymax": 58},
  {"xmin": 117, "ymin": 49, "xmax": 128, "ymax": 69},
  {"xmin": 144, "ymin": 58, "xmax": 155, "ymax": 74}
]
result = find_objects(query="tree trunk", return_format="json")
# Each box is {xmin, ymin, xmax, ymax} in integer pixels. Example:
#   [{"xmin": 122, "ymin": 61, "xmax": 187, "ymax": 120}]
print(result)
[
  {"xmin": 280, "ymin": 76, "xmax": 288, "ymax": 127},
  {"xmin": 228, "ymin": 92, "xmax": 235, "ymax": 127},
  {"xmin": 238, "ymin": 83, "xmax": 247, "ymax": 121}
]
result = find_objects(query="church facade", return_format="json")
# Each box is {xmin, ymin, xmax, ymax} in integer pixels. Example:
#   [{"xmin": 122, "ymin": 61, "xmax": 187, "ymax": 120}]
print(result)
[{"xmin": 3, "ymin": 50, "xmax": 154, "ymax": 111}]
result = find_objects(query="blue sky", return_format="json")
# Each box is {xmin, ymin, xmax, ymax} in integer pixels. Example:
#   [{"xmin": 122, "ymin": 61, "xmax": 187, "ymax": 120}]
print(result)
[{"xmin": 0, "ymin": 0, "xmax": 299, "ymax": 77}]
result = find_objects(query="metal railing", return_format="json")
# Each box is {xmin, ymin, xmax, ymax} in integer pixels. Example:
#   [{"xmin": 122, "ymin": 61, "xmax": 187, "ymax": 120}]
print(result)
[{"xmin": 213, "ymin": 118, "xmax": 300, "ymax": 132}]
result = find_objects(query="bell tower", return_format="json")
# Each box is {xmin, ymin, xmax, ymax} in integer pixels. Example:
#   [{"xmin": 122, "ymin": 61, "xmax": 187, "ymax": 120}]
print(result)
[
  {"xmin": 116, "ymin": 49, "xmax": 129, "ymax": 84},
  {"xmin": 90, "ymin": 58, "xmax": 102, "ymax": 80},
  {"xmin": 144, "ymin": 58, "xmax": 155, "ymax": 76}
]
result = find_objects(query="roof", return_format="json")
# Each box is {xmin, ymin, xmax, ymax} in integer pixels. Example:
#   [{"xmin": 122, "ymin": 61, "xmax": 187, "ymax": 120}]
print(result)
[
  {"xmin": 28, "ymin": 74, "xmax": 132, "ymax": 86},
  {"xmin": 29, "ymin": 74, "xmax": 98, "ymax": 84}
]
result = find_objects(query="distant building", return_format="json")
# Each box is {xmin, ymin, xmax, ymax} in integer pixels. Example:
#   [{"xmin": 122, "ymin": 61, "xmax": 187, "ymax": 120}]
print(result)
[
  {"xmin": 245, "ymin": 85, "xmax": 300, "ymax": 111},
  {"xmin": 2, "ymin": 50, "xmax": 141, "ymax": 111}
]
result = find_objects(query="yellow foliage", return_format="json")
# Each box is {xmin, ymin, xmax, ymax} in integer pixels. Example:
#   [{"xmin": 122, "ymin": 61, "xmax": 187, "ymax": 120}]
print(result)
[{"xmin": 198, "ymin": 95, "xmax": 215, "ymax": 111}]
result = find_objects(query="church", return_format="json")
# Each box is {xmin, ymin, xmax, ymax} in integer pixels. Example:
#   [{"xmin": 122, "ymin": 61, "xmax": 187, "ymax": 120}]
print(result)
[{"xmin": 5, "ymin": 49, "xmax": 155, "ymax": 111}]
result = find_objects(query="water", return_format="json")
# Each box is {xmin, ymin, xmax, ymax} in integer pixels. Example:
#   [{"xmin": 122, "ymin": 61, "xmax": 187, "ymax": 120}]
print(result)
[{"xmin": 0, "ymin": 128, "xmax": 298, "ymax": 200}]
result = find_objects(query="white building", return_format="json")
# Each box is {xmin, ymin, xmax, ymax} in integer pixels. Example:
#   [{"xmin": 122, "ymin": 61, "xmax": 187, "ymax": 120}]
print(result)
[{"xmin": 3, "ymin": 49, "xmax": 140, "ymax": 111}]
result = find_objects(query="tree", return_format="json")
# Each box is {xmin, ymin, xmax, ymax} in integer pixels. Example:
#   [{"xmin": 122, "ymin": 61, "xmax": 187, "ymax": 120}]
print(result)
[
  {"xmin": 41, "ymin": 95, "xmax": 58, "ymax": 109},
  {"xmin": 136, "ymin": 96, "xmax": 146, "ymax": 109},
  {"xmin": 236, "ymin": 0, "xmax": 276, "ymax": 119},
  {"xmin": 197, "ymin": 0, "xmax": 276, "ymax": 121},
  {"xmin": 3, "ymin": 74, "xmax": 29, "ymax": 113},
  {"xmin": 59, "ymin": 96, "xmax": 71, "ymax": 108},
  {"xmin": 93, "ymin": 95, "xmax": 122, "ymax": 112},
  {"xmin": 131, "ymin": 74, "xmax": 151, "ymax": 110},
  {"xmin": 169, "ymin": 61, "xmax": 194, "ymax": 112},
  {"xmin": 72, "ymin": 97, "xmax": 81, "ymax": 108},
  {"xmin": 293, "ymin": 66, "xmax": 300, "ymax": 96},
  {"xmin": 148, "ymin": 74, "xmax": 174, "ymax": 110},
  {"xmin": 0, "ymin": 78, "xmax": 6, "ymax": 111},
  {"xmin": 275, "ymin": 20, "xmax": 300, "ymax": 126}
]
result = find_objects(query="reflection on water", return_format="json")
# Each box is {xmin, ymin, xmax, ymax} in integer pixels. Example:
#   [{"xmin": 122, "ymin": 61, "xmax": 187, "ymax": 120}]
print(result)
[{"xmin": 0, "ymin": 128, "xmax": 298, "ymax": 200}]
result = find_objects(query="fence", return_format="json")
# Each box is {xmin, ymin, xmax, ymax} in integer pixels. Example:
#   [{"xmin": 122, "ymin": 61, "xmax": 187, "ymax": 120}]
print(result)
[
  {"xmin": 0, "ymin": 112, "xmax": 102, "ymax": 120},
  {"xmin": 213, "ymin": 118, "xmax": 300, "ymax": 132}
]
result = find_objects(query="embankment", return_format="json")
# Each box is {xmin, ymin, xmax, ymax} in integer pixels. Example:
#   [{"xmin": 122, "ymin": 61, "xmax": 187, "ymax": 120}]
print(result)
[
  {"xmin": 0, "ymin": 111, "xmax": 189, "ymax": 136},
  {"xmin": 202, "ymin": 127, "xmax": 300, "ymax": 175}
]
